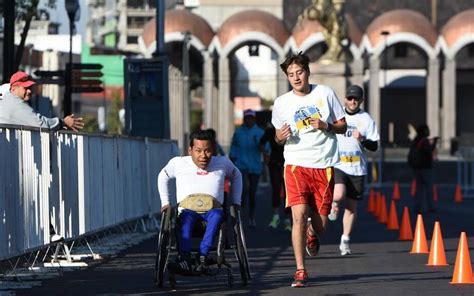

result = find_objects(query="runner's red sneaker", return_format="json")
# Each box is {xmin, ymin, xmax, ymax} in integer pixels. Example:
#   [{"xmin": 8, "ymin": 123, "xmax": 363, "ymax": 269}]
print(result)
[
  {"xmin": 306, "ymin": 229, "xmax": 320, "ymax": 257},
  {"xmin": 291, "ymin": 269, "xmax": 308, "ymax": 288}
]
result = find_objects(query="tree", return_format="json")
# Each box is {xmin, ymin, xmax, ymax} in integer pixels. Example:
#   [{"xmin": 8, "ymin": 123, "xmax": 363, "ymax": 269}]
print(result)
[
  {"xmin": 107, "ymin": 91, "xmax": 123, "ymax": 135},
  {"xmin": 8, "ymin": 0, "xmax": 56, "ymax": 72}
]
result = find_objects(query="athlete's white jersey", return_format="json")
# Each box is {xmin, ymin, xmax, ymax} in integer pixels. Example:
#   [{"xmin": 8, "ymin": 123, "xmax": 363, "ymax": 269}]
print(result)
[{"xmin": 335, "ymin": 109, "xmax": 379, "ymax": 176}]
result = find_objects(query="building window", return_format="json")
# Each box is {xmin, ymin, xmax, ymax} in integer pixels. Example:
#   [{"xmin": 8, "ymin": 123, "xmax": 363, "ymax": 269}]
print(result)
[
  {"xmin": 127, "ymin": 36, "xmax": 138, "ymax": 44},
  {"xmin": 127, "ymin": 16, "xmax": 147, "ymax": 29},
  {"xmin": 395, "ymin": 43, "xmax": 407, "ymax": 58}
]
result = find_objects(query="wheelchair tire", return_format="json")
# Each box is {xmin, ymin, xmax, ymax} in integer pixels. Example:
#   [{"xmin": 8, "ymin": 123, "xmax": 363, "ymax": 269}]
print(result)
[
  {"xmin": 232, "ymin": 211, "xmax": 251, "ymax": 286},
  {"xmin": 154, "ymin": 209, "xmax": 171, "ymax": 287}
]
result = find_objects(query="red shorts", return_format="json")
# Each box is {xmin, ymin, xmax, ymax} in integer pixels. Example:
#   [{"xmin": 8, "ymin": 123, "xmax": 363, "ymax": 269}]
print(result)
[{"xmin": 284, "ymin": 165, "xmax": 334, "ymax": 216}]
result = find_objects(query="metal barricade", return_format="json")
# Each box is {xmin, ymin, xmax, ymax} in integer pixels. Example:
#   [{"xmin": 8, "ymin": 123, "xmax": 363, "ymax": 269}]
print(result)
[{"xmin": 0, "ymin": 125, "xmax": 179, "ymax": 261}]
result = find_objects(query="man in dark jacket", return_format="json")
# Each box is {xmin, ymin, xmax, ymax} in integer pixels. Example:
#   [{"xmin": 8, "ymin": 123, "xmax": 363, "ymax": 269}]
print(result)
[{"xmin": 408, "ymin": 124, "xmax": 438, "ymax": 214}]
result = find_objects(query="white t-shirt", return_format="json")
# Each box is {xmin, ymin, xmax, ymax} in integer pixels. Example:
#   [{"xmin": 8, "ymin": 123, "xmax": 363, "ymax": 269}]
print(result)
[
  {"xmin": 272, "ymin": 84, "xmax": 345, "ymax": 169},
  {"xmin": 157, "ymin": 156, "xmax": 242, "ymax": 207},
  {"xmin": 335, "ymin": 109, "xmax": 379, "ymax": 176}
]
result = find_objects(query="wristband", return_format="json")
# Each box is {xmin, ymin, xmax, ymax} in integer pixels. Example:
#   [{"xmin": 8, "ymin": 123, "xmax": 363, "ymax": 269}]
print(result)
[{"xmin": 325, "ymin": 122, "xmax": 332, "ymax": 133}]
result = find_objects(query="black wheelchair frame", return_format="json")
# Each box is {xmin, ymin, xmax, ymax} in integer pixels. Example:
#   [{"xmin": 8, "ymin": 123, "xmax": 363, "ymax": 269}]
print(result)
[{"xmin": 154, "ymin": 204, "xmax": 251, "ymax": 289}]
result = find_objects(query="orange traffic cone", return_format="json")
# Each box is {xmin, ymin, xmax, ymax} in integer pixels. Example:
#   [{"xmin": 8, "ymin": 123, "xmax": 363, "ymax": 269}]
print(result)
[
  {"xmin": 392, "ymin": 181, "xmax": 400, "ymax": 201},
  {"xmin": 427, "ymin": 221, "xmax": 448, "ymax": 266},
  {"xmin": 455, "ymin": 184, "xmax": 463, "ymax": 203},
  {"xmin": 373, "ymin": 191, "xmax": 381, "ymax": 218},
  {"xmin": 450, "ymin": 232, "xmax": 474, "ymax": 284},
  {"xmin": 410, "ymin": 214, "xmax": 429, "ymax": 254},
  {"xmin": 368, "ymin": 188, "xmax": 375, "ymax": 213},
  {"xmin": 411, "ymin": 178, "xmax": 417, "ymax": 197},
  {"xmin": 387, "ymin": 200, "xmax": 399, "ymax": 230},
  {"xmin": 399, "ymin": 206, "xmax": 413, "ymax": 241},
  {"xmin": 433, "ymin": 184, "xmax": 439, "ymax": 203},
  {"xmin": 378, "ymin": 195, "xmax": 388, "ymax": 224}
]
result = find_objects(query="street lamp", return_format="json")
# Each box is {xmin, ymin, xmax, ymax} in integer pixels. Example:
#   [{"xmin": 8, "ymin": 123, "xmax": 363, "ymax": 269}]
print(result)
[
  {"xmin": 379, "ymin": 30, "xmax": 390, "ymax": 183},
  {"xmin": 64, "ymin": 0, "xmax": 80, "ymax": 116},
  {"xmin": 182, "ymin": 31, "xmax": 192, "ymax": 151},
  {"xmin": 381, "ymin": 31, "xmax": 390, "ymax": 88},
  {"xmin": 381, "ymin": 30, "xmax": 391, "ymax": 145}
]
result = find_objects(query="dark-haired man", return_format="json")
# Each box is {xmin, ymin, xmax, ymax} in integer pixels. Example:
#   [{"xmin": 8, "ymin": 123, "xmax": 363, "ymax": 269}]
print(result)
[
  {"xmin": 272, "ymin": 53, "xmax": 347, "ymax": 287},
  {"xmin": 158, "ymin": 130, "xmax": 242, "ymax": 274}
]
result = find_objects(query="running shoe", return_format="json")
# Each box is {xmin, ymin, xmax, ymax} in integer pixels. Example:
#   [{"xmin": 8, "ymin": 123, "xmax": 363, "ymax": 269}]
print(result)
[
  {"xmin": 194, "ymin": 255, "xmax": 212, "ymax": 274},
  {"xmin": 268, "ymin": 214, "xmax": 280, "ymax": 229},
  {"xmin": 339, "ymin": 238, "xmax": 351, "ymax": 256},
  {"xmin": 305, "ymin": 229, "xmax": 320, "ymax": 257},
  {"xmin": 291, "ymin": 269, "xmax": 308, "ymax": 288},
  {"xmin": 328, "ymin": 201, "xmax": 339, "ymax": 221},
  {"xmin": 168, "ymin": 254, "xmax": 193, "ymax": 275}
]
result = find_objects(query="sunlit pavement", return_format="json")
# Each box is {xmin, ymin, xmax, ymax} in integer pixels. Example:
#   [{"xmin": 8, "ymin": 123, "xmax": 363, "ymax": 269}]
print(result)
[{"xmin": 12, "ymin": 184, "xmax": 474, "ymax": 295}]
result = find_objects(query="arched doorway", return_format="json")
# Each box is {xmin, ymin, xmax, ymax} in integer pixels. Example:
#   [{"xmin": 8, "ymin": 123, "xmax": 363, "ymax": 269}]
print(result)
[{"xmin": 380, "ymin": 42, "xmax": 428, "ymax": 146}]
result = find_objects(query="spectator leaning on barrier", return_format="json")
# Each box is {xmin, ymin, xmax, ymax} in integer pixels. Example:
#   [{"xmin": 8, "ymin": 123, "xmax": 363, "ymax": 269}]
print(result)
[
  {"xmin": 0, "ymin": 71, "xmax": 85, "ymax": 243},
  {"xmin": 0, "ymin": 71, "xmax": 84, "ymax": 132}
]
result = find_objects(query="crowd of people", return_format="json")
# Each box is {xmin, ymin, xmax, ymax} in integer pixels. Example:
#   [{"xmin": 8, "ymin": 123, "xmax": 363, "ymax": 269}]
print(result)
[
  {"xmin": 3, "ymin": 53, "xmax": 438, "ymax": 289},
  {"xmin": 156, "ymin": 52, "xmax": 383, "ymax": 288}
]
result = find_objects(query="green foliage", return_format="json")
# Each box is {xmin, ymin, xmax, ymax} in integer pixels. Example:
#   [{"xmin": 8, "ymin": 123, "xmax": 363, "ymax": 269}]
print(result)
[
  {"xmin": 107, "ymin": 91, "xmax": 123, "ymax": 135},
  {"xmin": 11, "ymin": 0, "xmax": 57, "ymax": 71},
  {"xmin": 15, "ymin": 0, "xmax": 55, "ymax": 21},
  {"xmin": 82, "ymin": 114, "xmax": 100, "ymax": 134}
]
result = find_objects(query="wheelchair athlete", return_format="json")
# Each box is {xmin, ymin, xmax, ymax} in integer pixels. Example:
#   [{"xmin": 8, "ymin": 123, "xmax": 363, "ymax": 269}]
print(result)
[{"xmin": 158, "ymin": 130, "xmax": 242, "ymax": 275}]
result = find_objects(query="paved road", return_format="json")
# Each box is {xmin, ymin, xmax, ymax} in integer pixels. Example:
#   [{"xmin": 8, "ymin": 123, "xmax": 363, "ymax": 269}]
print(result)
[{"xmin": 11, "ymin": 184, "xmax": 474, "ymax": 295}]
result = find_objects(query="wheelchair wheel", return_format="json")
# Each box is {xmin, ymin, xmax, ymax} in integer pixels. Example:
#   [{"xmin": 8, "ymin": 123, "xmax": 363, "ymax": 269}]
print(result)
[
  {"xmin": 154, "ymin": 208, "xmax": 172, "ymax": 287},
  {"xmin": 231, "ymin": 207, "xmax": 251, "ymax": 286}
]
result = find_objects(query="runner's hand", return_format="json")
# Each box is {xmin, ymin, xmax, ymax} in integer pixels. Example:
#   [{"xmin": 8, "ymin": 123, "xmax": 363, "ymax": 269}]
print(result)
[
  {"xmin": 309, "ymin": 118, "xmax": 328, "ymax": 131},
  {"xmin": 276, "ymin": 124, "xmax": 291, "ymax": 142}
]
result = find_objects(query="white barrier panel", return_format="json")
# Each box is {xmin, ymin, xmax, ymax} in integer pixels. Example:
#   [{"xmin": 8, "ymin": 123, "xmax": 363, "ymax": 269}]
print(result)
[{"xmin": 0, "ymin": 126, "xmax": 179, "ymax": 260}]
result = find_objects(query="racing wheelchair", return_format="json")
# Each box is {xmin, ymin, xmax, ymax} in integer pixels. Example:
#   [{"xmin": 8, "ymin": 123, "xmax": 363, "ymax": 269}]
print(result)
[{"xmin": 153, "ymin": 202, "xmax": 251, "ymax": 289}]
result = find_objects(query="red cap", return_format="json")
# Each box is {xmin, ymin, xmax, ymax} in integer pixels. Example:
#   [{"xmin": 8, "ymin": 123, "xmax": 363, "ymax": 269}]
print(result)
[{"xmin": 10, "ymin": 71, "xmax": 36, "ymax": 88}]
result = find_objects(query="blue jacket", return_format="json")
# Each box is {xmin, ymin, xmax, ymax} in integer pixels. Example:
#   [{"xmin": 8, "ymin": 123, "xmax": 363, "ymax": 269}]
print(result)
[{"xmin": 229, "ymin": 124, "xmax": 264, "ymax": 174}]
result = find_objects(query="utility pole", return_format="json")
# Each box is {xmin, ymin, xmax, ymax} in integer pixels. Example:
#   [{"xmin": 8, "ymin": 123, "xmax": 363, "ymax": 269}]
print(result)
[
  {"xmin": 182, "ymin": 31, "xmax": 191, "ymax": 151},
  {"xmin": 153, "ymin": 0, "xmax": 170, "ymax": 139},
  {"xmin": 65, "ymin": 0, "xmax": 80, "ymax": 117}
]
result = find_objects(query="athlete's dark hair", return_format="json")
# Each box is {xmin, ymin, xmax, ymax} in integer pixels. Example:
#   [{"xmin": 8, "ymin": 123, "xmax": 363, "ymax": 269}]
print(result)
[
  {"xmin": 280, "ymin": 52, "xmax": 310, "ymax": 75},
  {"xmin": 189, "ymin": 129, "xmax": 214, "ymax": 148}
]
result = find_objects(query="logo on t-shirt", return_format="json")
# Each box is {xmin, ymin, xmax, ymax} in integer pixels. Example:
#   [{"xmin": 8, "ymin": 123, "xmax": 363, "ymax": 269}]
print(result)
[
  {"xmin": 293, "ymin": 106, "xmax": 321, "ymax": 134},
  {"xmin": 344, "ymin": 124, "xmax": 358, "ymax": 137}
]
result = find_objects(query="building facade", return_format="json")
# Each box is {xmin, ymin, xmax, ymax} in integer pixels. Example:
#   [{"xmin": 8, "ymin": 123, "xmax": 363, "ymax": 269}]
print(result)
[{"xmin": 136, "ymin": 2, "xmax": 474, "ymax": 151}]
